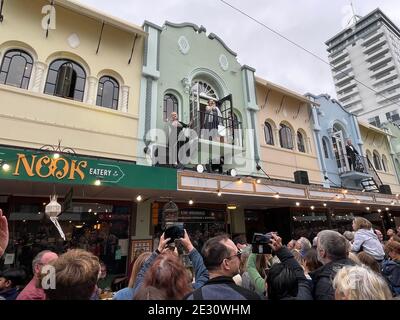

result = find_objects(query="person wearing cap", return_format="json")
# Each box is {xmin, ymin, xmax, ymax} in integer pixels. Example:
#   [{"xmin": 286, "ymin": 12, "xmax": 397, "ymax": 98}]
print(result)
[{"xmin": 0, "ymin": 269, "xmax": 26, "ymax": 300}]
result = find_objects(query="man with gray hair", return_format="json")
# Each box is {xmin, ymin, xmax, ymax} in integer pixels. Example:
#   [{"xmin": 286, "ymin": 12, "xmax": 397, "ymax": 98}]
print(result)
[
  {"xmin": 310, "ymin": 230, "xmax": 354, "ymax": 300},
  {"xmin": 17, "ymin": 250, "xmax": 58, "ymax": 300}
]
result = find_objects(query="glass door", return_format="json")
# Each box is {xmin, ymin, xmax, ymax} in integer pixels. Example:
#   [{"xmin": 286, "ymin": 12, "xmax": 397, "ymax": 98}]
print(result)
[{"xmin": 331, "ymin": 130, "xmax": 349, "ymax": 173}]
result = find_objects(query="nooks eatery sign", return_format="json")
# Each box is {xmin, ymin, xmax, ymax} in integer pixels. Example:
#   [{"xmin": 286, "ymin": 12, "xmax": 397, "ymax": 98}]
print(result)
[{"xmin": 0, "ymin": 147, "xmax": 177, "ymax": 190}]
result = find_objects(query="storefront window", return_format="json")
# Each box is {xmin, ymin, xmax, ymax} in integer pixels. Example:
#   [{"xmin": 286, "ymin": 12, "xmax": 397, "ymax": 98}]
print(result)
[{"xmin": 4, "ymin": 200, "xmax": 131, "ymax": 282}]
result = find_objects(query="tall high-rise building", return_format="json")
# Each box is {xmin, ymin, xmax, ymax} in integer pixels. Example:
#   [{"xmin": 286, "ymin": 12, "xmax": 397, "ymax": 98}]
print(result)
[{"xmin": 326, "ymin": 8, "xmax": 400, "ymax": 127}]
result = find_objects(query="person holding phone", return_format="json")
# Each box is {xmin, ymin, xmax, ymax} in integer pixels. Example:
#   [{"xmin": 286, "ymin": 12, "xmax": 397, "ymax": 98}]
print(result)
[{"xmin": 131, "ymin": 230, "xmax": 208, "ymax": 298}]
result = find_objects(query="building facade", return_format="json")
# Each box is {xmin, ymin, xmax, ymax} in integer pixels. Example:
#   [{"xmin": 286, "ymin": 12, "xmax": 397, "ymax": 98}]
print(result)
[
  {"xmin": 0, "ymin": 0, "xmax": 178, "ymax": 278},
  {"xmin": 358, "ymin": 121, "xmax": 400, "ymax": 194},
  {"xmin": 308, "ymin": 93, "xmax": 372, "ymax": 190},
  {"xmin": 326, "ymin": 9, "xmax": 400, "ymax": 126},
  {"xmin": 137, "ymin": 21, "xmax": 258, "ymax": 175},
  {"xmin": 255, "ymin": 77, "xmax": 322, "ymax": 185}
]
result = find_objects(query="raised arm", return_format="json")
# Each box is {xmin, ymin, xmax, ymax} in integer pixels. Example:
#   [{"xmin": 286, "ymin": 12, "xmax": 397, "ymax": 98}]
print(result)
[
  {"xmin": 180, "ymin": 230, "xmax": 209, "ymax": 289},
  {"xmin": 0, "ymin": 209, "xmax": 9, "ymax": 257},
  {"xmin": 131, "ymin": 233, "xmax": 170, "ymax": 295}
]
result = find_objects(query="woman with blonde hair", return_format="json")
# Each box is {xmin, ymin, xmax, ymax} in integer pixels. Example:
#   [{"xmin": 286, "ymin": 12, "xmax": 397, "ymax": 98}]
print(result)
[
  {"xmin": 351, "ymin": 217, "xmax": 385, "ymax": 262},
  {"xmin": 113, "ymin": 252, "xmax": 152, "ymax": 300},
  {"xmin": 333, "ymin": 265, "xmax": 392, "ymax": 300}
]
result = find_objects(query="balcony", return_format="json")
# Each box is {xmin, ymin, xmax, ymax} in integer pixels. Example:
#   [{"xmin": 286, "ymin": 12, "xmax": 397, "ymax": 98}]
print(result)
[
  {"xmin": 336, "ymin": 79, "xmax": 357, "ymax": 94},
  {"xmin": 338, "ymin": 155, "xmax": 372, "ymax": 181},
  {"xmin": 341, "ymin": 94, "xmax": 362, "ymax": 108},
  {"xmin": 365, "ymin": 43, "xmax": 390, "ymax": 63},
  {"xmin": 377, "ymin": 87, "xmax": 400, "ymax": 104},
  {"xmin": 369, "ymin": 60, "xmax": 395, "ymax": 78},
  {"xmin": 347, "ymin": 103, "xmax": 364, "ymax": 114},
  {"xmin": 375, "ymin": 77, "xmax": 400, "ymax": 94},
  {"xmin": 362, "ymin": 28, "xmax": 384, "ymax": 44},
  {"xmin": 368, "ymin": 56, "xmax": 392, "ymax": 72},
  {"xmin": 191, "ymin": 110, "xmax": 243, "ymax": 147},
  {"xmin": 373, "ymin": 70, "xmax": 397, "ymax": 86},
  {"xmin": 334, "ymin": 70, "xmax": 354, "ymax": 84},
  {"xmin": 338, "ymin": 87, "xmax": 359, "ymax": 101},
  {"xmin": 333, "ymin": 66, "xmax": 353, "ymax": 80},
  {"xmin": 363, "ymin": 35, "xmax": 386, "ymax": 52},
  {"xmin": 329, "ymin": 50, "xmax": 348, "ymax": 65},
  {"xmin": 332, "ymin": 55, "xmax": 351, "ymax": 71}
]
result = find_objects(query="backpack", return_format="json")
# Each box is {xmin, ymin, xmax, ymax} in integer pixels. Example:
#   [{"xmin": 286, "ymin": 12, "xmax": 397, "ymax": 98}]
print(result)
[{"xmin": 382, "ymin": 260, "xmax": 400, "ymax": 296}]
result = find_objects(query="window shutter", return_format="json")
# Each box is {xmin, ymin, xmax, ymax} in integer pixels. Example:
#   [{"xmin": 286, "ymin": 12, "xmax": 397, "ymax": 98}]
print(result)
[{"xmin": 55, "ymin": 64, "xmax": 74, "ymax": 97}]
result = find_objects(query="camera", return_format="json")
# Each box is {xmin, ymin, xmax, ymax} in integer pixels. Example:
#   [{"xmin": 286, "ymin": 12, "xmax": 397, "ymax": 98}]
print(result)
[
  {"xmin": 251, "ymin": 232, "xmax": 272, "ymax": 254},
  {"xmin": 164, "ymin": 223, "xmax": 184, "ymax": 244}
]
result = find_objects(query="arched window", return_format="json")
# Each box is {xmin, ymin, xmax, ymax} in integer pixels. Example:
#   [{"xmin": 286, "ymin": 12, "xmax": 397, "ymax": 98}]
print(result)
[
  {"xmin": 373, "ymin": 151, "xmax": 382, "ymax": 170},
  {"xmin": 264, "ymin": 121, "xmax": 274, "ymax": 145},
  {"xmin": 44, "ymin": 59, "xmax": 86, "ymax": 102},
  {"xmin": 297, "ymin": 130, "xmax": 306, "ymax": 153},
  {"xmin": 279, "ymin": 123, "xmax": 293, "ymax": 149},
  {"xmin": 96, "ymin": 76, "xmax": 119, "ymax": 109},
  {"xmin": 382, "ymin": 155, "xmax": 389, "ymax": 172},
  {"xmin": 0, "ymin": 49, "xmax": 33, "ymax": 89},
  {"xmin": 163, "ymin": 94, "xmax": 178, "ymax": 121},
  {"xmin": 322, "ymin": 137, "xmax": 330, "ymax": 159}
]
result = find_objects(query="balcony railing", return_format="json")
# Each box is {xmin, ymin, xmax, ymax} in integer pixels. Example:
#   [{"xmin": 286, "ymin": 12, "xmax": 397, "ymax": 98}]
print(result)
[
  {"xmin": 191, "ymin": 110, "xmax": 243, "ymax": 146},
  {"xmin": 337, "ymin": 154, "xmax": 368, "ymax": 175}
]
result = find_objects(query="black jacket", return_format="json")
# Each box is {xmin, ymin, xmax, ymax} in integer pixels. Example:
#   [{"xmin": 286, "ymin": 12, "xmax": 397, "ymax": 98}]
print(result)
[
  {"xmin": 185, "ymin": 276, "xmax": 262, "ymax": 300},
  {"xmin": 275, "ymin": 247, "xmax": 313, "ymax": 300},
  {"xmin": 345, "ymin": 145, "xmax": 359, "ymax": 157},
  {"xmin": 310, "ymin": 258, "xmax": 355, "ymax": 300}
]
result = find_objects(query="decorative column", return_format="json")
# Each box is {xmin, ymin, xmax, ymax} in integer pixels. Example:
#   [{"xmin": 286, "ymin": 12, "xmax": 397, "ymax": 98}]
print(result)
[
  {"xmin": 86, "ymin": 76, "xmax": 98, "ymax": 105},
  {"xmin": 121, "ymin": 85, "xmax": 130, "ymax": 112},
  {"xmin": 31, "ymin": 61, "xmax": 47, "ymax": 92}
]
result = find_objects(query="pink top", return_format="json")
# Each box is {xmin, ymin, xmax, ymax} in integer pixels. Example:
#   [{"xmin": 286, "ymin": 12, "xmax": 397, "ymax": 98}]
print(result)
[{"xmin": 16, "ymin": 278, "xmax": 46, "ymax": 300}]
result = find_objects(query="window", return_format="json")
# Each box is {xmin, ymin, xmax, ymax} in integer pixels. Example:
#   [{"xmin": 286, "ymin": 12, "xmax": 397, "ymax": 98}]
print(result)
[
  {"xmin": 373, "ymin": 151, "xmax": 382, "ymax": 170},
  {"xmin": 368, "ymin": 116, "xmax": 381, "ymax": 127},
  {"xmin": 297, "ymin": 131, "xmax": 306, "ymax": 153},
  {"xmin": 395, "ymin": 159, "xmax": 400, "ymax": 172},
  {"xmin": 163, "ymin": 94, "xmax": 178, "ymax": 121},
  {"xmin": 264, "ymin": 122, "xmax": 274, "ymax": 145},
  {"xmin": 382, "ymin": 155, "xmax": 388, "ymax": 172},
  {"xmin": 0, "ymin": 49, "xmax": 33, "ymax": 89},
  {"xmin": 279, "ymin": 124, "xmax": 293, "ymax": 150},
  {"xmin": 232, "ymin": 112, "xmax": 243, "ymax": 147},
  {"xmin": 386, "ymin": 110, "xmax": 400, "ymax": 122},
  {"xmin": 322, "ymin": 137, "xmax": 330, "ymax": 159},
  {"xmin": 44, "ymin": 59, "xmax": 86, "ymax": 102},
  {"xmin": 96, "ymin": 76, "xmax": 119, "ymax": 109}
]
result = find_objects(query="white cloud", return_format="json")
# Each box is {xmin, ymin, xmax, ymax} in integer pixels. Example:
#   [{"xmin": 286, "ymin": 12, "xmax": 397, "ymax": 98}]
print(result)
[{"xmin": 76, "ymin": 0, "xmax": 400, "ymax": 98}]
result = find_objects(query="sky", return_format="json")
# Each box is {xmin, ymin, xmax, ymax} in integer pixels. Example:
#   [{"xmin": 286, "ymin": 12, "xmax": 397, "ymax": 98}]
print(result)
[{"xmin": 77, "ymin": 0, "xmax": 400, "ymax": 98}]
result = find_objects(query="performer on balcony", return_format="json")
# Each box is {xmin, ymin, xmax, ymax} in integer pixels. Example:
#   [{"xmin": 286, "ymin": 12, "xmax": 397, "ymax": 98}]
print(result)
[
  {"xmin": 168, "ymin": 112, "xmax": 191, "ymax": 167},
  {"xmin": 203, "ymin": 100, "xmax": 222, "ymax": 140},
  {"xmin": 346, "ymin": 139, "xmax": 359, "ymax": 171}
]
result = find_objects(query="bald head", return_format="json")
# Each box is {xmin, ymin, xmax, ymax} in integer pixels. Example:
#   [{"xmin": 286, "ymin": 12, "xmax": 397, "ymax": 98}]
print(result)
[{"xmin": 32, "ymin": 250, "xmax": 58, "ymax": 276}]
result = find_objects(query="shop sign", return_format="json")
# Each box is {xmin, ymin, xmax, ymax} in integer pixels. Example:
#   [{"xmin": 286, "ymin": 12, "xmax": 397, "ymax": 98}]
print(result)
[{"xmin": 0, "ymin": 147, "xmax": 177, "ymax": 190}]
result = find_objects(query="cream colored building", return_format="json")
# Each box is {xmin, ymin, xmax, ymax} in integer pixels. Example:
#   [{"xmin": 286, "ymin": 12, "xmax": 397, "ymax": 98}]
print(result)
[
  {"xmin": 359, "ymin": 121, "xmax": 400, "ymax": 194},
  {"xmin": 0, "ymin": 0, "xmax": 146, "ymax": 160},
  {"xmin": 255, "ymin": 77, "xmax": 323, "ymax": 185}
]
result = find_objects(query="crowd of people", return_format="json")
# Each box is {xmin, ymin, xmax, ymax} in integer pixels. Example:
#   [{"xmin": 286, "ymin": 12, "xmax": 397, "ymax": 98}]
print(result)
[{"xmin": 1, "ymin": 207, "xmax": 400, "ymax": 300}]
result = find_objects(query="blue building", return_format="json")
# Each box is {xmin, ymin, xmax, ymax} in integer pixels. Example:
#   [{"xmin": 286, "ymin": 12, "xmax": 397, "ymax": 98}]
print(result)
[{"xmin": 308, "ymin": 94, "xmax": 375, "ymax": 190}]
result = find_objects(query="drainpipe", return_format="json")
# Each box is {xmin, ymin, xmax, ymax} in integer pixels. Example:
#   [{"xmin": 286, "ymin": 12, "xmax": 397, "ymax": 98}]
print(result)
[{"xmin": 311, "ymin": 104, "xmax": 328, "ymax": 186}]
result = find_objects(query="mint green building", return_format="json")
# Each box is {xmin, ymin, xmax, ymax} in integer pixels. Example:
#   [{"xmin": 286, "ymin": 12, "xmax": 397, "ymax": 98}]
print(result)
[{"xmin": 137, "ymin": 21, "xmax": 259, "ymax": 175}]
